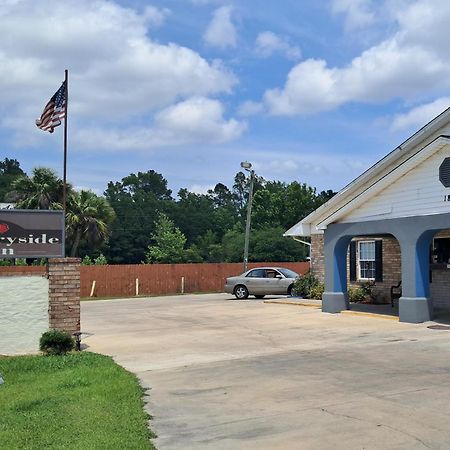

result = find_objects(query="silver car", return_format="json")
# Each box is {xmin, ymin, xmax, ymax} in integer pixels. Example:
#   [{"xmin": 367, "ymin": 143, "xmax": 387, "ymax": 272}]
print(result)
[{"xmin": 225, "ymin": 267, "xmax": 299, "ymax": 299}]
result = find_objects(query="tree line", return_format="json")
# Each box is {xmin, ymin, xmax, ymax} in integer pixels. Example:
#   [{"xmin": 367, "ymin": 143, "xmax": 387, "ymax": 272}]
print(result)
[{"xmin": 0, "ymin": 157, "xmax": 334, "ymax": 264}]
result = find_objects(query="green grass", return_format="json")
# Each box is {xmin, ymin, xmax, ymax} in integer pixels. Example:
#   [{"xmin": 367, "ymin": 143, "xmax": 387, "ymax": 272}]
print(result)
[{"xmin": 0, "ymin": 352, "xmax": 156, "ymax": 449}]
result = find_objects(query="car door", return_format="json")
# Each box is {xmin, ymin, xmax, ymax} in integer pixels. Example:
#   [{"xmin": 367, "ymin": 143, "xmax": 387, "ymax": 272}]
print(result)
[
  {"xmin": 244, "ymin": 268, "xmax": 266, "ymax": 294},
  {"xmin": 264, "ymin": 269, "xmax": 285, "ymax": 294}
]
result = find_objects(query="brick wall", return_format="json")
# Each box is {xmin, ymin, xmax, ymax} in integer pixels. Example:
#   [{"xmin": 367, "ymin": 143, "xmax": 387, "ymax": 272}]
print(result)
[
  {"xmin": 430, "ymin": 270, "xmax": 450, "ymax": 308},
  {"xmin": 48, "ymin": 258, "xmax": 81, "ymax": 334},
  {"xmin": 310, "ymin": 233, "xmax": 402, "ymax": 303},
  {"xmin": 310, "ymin": 234, "xmax": 324, "ymax": 282},
  {"xmin": 347, "ymin": 236, "xmax": 401, "ymax": 303}
]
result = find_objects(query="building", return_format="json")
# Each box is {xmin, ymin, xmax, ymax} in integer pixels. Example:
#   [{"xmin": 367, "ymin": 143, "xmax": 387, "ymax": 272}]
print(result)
[{"xmin": 285, "ymin": 108, "xmax": 450, "ymax": 323}]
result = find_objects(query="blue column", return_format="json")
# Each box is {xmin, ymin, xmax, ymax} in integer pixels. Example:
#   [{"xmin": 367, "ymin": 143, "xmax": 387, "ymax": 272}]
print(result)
[
  {"xmin": 398, "ymin": 231, "xmax": 434, "ymax": 323},
  {"xmin": 322, "ymin": 234, "xmax": 350, "ymax": 313}
]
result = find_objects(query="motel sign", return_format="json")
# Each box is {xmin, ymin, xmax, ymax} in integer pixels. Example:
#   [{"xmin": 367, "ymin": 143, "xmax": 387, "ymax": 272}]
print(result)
[{"xmin": 0, "ymin": 210, "xmax": 64, "ymax": 258}]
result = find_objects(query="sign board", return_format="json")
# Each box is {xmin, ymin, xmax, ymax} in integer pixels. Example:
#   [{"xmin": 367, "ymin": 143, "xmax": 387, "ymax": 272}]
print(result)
[{"xmin": 0, "ymin": 210, "xmax": 65, "ymax": 258}]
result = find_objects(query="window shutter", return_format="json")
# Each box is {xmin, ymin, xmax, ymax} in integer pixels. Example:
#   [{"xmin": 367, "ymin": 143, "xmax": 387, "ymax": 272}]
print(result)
[
  {"xmin": 349, "ymin": 241, "xmax": 357, "ymax": 282},
  {"xmin": 375, "ymin": 240, "xmax": 383, "ymax": 282}
]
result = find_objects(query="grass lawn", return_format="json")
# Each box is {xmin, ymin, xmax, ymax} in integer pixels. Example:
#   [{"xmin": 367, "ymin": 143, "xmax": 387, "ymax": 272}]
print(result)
[{"xmin": 0, "ymin": 352, "xmax": 156, "ymax": 449}]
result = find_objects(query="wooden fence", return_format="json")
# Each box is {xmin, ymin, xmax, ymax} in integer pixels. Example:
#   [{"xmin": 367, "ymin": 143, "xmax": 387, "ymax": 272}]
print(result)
[
  {"xmin": 80, "ymin": 262, "xmax": 310, "ymax": 298},
  {"xmin": 0, "ymin": 262, "xmax": 310, "ymax": 298}
]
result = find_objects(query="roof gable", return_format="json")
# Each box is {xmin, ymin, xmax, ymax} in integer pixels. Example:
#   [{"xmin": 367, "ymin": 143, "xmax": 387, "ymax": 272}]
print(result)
[{"xmin": 285, "ymin": 107, "xmax": 450, "ymax": 236}]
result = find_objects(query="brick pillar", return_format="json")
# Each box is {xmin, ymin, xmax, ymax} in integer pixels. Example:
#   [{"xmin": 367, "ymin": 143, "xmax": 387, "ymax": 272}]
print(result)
[
  {"xmin": 310, "ymin": 234, "xmax": 324, "ymax": 283},
  {"xmin": 48, "ymin": 258, "xmax": 81, "ymax": 334}
]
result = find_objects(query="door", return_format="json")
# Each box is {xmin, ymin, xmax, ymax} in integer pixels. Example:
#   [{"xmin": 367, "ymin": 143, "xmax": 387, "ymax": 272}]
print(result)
[
  {"xmin": 264, "ymin": 269, "xmax": 286, "ymax": 294},
  {"xmin": 244, "ymin": 268, "xmax": 266, "ymax": 294}
]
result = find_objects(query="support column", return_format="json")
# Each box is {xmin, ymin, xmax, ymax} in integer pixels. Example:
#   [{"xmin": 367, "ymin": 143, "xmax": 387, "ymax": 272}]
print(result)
[
  {"xmin": 48, "ymin": 258, "xmax": 81, "ymax": 334},
  {"xmin": 398, "ymin": 231, "xmax": 433, "ymax": 323},
  {"xmin": 322, "ymin": 234, "xmax": 350, "ymax": 313}
]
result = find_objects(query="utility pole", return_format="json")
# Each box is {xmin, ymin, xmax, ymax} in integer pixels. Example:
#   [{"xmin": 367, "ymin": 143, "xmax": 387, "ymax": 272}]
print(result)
[{"xmin": 241, "ymin": 161, "xmax": 255, "ymax": 272}]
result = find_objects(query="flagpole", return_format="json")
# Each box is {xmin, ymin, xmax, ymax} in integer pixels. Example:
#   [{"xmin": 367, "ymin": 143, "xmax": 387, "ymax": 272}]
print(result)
[
  {"xmin": 62, "ymin": 69, "xmax": 68, "ymax": 258},
  {"xmin": 63, "ymin": 69, "xmax": 68, "ymax": 214}
]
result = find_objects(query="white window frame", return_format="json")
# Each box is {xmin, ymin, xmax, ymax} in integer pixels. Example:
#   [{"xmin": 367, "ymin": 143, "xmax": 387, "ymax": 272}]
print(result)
[{"xmin": 357, "ymin": 240, "xmax": 376, "ymax": 281}]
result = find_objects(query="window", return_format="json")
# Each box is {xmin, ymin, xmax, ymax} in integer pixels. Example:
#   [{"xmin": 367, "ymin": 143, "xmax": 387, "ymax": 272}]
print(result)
[
  {"xmin": 246, "ymin": 269, "xmax": 266, "ymax": 278},
  {"xmin": 266, "ymin": 269, "xmax": 279, "ymax": 278},
  {"xmin": 278, "ymin": 268, "xmax": 299, "ymax": 278},
  {"xmin": 358, "ymin": 241, "xmax": 376, "ymax": 280},
  {"xmin": 432, "ymin": 237, "xmax": 450, "ymax": 264},
  {"xmin": 349, "ymin": 239, "xmax": 382, "ymax": 282}
]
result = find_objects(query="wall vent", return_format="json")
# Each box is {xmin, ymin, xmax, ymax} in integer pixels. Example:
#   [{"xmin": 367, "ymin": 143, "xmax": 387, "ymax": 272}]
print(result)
[{"xmin": 439, "ymin": 158, "xmax": 450, "ymax": 187}]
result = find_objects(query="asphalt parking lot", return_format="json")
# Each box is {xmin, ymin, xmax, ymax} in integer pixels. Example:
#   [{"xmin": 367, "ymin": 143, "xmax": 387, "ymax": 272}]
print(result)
[{"xmin": 82, "ymin": 293, "xmax": 450, "ymax": 450}]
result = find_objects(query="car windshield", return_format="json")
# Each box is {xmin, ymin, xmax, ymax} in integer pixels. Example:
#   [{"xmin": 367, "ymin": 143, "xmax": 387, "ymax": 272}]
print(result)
[{"xmin": 277, "ymin": 268, "xmax": 299, "ymax": 278}]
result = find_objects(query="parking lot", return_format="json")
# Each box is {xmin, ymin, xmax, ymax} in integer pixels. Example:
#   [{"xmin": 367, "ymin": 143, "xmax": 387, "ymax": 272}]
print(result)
[{"xmin": 82, "ymin": 293, "xmax": 450, "ymax": 450}]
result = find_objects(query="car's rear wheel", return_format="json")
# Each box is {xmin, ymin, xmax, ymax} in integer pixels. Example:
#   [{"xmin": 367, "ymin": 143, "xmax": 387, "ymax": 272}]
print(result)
[
  {"xmin": 255, "ymin": 295, "xmax": 265, "ymax": 299},
  {"xmin": 234, "ymin": 285, "xmax": 249, "ymax": 299}
]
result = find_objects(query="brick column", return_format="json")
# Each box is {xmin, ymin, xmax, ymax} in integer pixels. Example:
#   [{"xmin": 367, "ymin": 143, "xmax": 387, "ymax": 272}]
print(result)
[
  {"xmin": 311, "ymin": 234, "xmax": 325, "ymax": 283},
  {"xmin": 48, "ymin": 258, "xmax": 81, "ymax": 334}
]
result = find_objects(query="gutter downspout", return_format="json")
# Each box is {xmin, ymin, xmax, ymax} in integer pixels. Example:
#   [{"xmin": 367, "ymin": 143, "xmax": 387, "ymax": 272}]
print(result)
[{"xmin": 292, "ymin": 237, "xmax": 311, "ymax": 262}]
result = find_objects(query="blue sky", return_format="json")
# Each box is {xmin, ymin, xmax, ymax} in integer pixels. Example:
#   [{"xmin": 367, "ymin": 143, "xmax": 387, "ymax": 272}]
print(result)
[{"xmin": 1, "ymin": 0, "xmax": 450, "ymax": 196}]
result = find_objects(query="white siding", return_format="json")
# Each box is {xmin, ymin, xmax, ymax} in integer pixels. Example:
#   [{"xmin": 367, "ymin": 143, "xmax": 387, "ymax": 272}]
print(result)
[
  {"xmin": 0, "ymin": 276, "xmax": 48, "ymax": 355},
  {"xmin": 340, "ymin": 146, "xmax": 450, "ymax": 223}
]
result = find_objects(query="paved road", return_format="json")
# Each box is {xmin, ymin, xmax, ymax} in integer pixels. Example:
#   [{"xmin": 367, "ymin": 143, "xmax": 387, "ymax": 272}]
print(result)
[{"xmin": 82, "ymin": 294, "xmax": 450, "ymax": 450}]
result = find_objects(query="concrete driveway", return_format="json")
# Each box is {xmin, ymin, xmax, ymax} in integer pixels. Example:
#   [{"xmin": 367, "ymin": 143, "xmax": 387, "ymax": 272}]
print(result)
[{"xmin": 82, "ymin": 294, "xmax": 450, "ymax": 450}]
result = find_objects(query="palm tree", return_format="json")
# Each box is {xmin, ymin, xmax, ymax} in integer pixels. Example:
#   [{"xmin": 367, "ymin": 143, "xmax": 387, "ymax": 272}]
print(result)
[
  {"xmin": 66, "ymin": 190, "xmax": 116, "ymax": 257},
  {"xmin": 9, "ymin": 167, "xmax": 70, "ymax": 209}
]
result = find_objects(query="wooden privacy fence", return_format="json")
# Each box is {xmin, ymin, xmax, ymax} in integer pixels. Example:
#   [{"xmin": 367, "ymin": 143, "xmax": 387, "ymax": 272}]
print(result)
[{"xmin": 80, "ymin": 262, "xmax": 310, "ymax": 298}]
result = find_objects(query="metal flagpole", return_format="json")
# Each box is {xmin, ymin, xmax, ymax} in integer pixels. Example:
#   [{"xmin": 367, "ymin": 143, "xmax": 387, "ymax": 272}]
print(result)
[
  {"xmin": 62, "ymin": 69, "xmax": 68, "ymax": 257},
  {"xmin": 63, "ymin": 69, "xmax": 68, "ymax": 214}
]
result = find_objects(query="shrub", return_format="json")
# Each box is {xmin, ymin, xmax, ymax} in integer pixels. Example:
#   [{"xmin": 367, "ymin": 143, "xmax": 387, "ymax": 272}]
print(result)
[
  {"xmin": 94, "ymin": 254, "xmax": 108, "ymax": 265},
  {"xmin": 81, "ymin": 255, "xmax": 93, "ymax": 266},
  {"xmin": 347, "ymin": 286, "xmax": 366, "ymax": 303},
  {"xmin": 293, "ymin": 272, "xmax": 320, "ymax": 298},
  {"xmin": 309, "ymin": 283, "xmax": 325, "ymax": 300},
  {"xmin": 39, "ymin": 330, "xmax": 75, "ymax": 355}
]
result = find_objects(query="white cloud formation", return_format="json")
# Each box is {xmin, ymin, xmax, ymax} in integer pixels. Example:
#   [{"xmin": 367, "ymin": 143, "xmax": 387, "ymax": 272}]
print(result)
[
  {"xmin": 391, "ymin": 97, "xmax": 450, "ymax": 131},
  {"xmin": 248, "ymin": 150, "xmax": 371, "ymax": 191},
  {"xmin": 0, "ymin": 0, "xmax": 239, "ymax": 148},
  {"xmin": 74, "ymin": 97, "xmax": 247, "ymax": 150},
  {"xmin": 255, "ymin": 31, "xmax": 301, "ymax": 60},
  {"xmin": 237, "ymin": 100, "xmax": 264, "ymax": 117},
  {"xmin": 331, "ymin": 0, "xmax": 376, "ymax": 31},
  {"xmin": 142, "ymin": 5, "xmax": 171, "ymax": 27},
  {"xmin": 264, "ymin": 0, "xmax": 450, "ymax": 116},
  {"xmin": 203, "ymin": 5, "xmax": 237, "ymax": 49},
  {"xmin": 187, "ymin": 184, "xmax": 215, "ymax": 194}
]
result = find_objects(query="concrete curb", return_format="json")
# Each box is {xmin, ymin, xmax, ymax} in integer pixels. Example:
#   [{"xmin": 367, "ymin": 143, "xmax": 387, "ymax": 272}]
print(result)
[
  {"xmin": 263, "ymin": 300, "xmax": 321, "ymax": 308},
  {"xmin": 341, "ymin": 310, "xmax": 399, "ymax": 321}
]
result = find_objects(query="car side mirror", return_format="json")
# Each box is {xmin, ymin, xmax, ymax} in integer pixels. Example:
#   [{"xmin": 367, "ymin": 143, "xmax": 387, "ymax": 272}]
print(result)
[{"xmin": 275, "ymin": 274, "xmax": 282, "ymax": 279}]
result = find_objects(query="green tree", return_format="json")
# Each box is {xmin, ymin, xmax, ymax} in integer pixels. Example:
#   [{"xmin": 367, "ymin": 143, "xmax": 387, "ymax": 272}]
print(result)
[
  {"xmin": 251, "ymin": 227, "xmax": 308, "ymax": 262},
  {"xmin": 0, "ymin": 158, "xmax": 25, "ymax": 202},
  {"xmin": 104, "ymin": 170, "xmax": 173, "ymax": 264},
  {"xmin": 10, "ymin": 167, "xmax": 69, "ymax": 209},
  {"xmin": 145, "ymin": 213, "xmax": 187, "ymax": 263},
  {"xmin": 171, "ymin": 189, "xmax": 218, "ymax": 244},
  {"xmin": 220, "ymin": 224, "xmax": 246, "ymax": 262},
  {"xmin": 66, "ymin": 190, "xmax": 116, "ymax": 257}
]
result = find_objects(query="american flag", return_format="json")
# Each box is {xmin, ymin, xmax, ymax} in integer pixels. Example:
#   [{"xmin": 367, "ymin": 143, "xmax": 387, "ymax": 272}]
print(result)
[{"xmin": 35, "ymin": 81, "xmax": 66, "ymax": 133}]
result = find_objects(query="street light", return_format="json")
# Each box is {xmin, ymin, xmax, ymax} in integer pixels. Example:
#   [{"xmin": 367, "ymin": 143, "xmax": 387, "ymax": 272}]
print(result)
[{"xmin": 241, "ymin": 161, "xmax": 255, "ymax": 272}]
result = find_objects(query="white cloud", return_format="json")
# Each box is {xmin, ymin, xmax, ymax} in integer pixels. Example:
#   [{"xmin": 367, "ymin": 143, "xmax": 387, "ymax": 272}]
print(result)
[
  {"xmin": 187, "ymin": 184, "xmax": 215, "ymax": 194},
  {"xmin": 255, "ymin": 31, "xmax": 301, "ymax": 60},
  {"xmin": 203, "ymin": 5, "xmax": 237, "ymax": 49},
  {"xmin": 237, "ymin": 100, "xmax": 264, "ymax": 117},
  {"xmin": 331, "ymin": 0, "xmax": 376, "ymax": 31},
  {"xmin": 74, "ymin": 97, "xmax": 247, "ymax": 150},
  {"xmin": 263, "ymin": 0, "xmax": 450, "ymax": 116},
  {"xmin": 248, "ymin": 151, "xmax": 371, "ymax": 191},
  {"xmin": 391, "ymin": 97, "xmax": 450, "ymax": 131},
  {"xmin": 142, "ymin": 5, "xmax": 171, "ymax": 27},
  {"xmin": 0, "ymin": 0, "xmax": 237, "ymax": 141}
]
